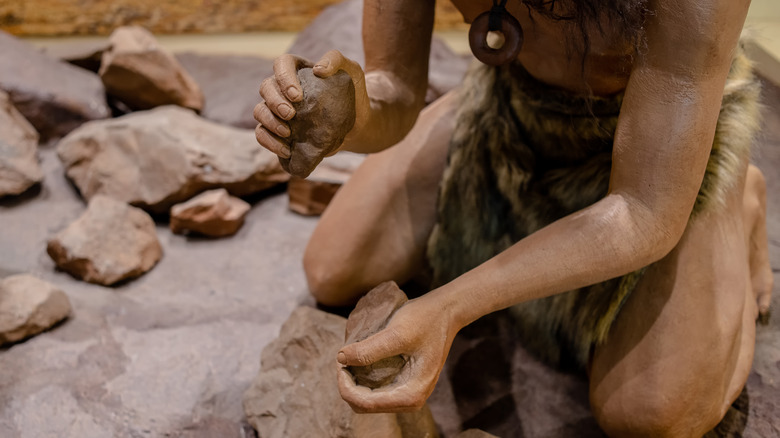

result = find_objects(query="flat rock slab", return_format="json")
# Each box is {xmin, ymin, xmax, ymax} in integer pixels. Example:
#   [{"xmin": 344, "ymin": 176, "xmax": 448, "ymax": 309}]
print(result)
[
  {"xmin": 0, "ymin": 31, "xmax": 110, "ymax": 140},
  {"xmin": 0, "ymin": 91, "xmax": 42, "ymax": 197},
  {"xmin": 56, "ymin": 105, "xmax": 289, "ymax": 213},
  {"xmin": 170, "ymin": 188, "xmax": 251, "ymax": 238},
  {"xmin": 100, "ymin": 26, "xmax": 204, "ymax": 112},
  {"xmin": 287, "ymin": 151, "xmax": 365, "ymax": 216},
  {"xmin": 0, "ymin": 274, "xmax": 71, "ymax": 345},
  {"xmin": 243, "ymin": 306, "xmax": 437, "ymax": 438},
  {"xmin": 176, "ymin": 52, "xmax": 274, "ymax": 129},
  {"xmin": 287, "ymin": 0, "xmax": 470, "ymax": 105},
  {"xmin": 47, "ymin": 195, "xmax": 162, "ymax": 286}
]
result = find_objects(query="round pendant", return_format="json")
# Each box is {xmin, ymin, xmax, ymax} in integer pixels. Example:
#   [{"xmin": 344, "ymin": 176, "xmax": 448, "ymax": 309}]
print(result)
[{"xmin": 468, "ymin": 10, "xmax": 524, "ymax": 66}]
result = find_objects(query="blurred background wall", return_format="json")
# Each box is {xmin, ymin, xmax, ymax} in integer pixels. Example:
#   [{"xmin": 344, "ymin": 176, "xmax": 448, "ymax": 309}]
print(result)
[{"xmin": 0, "ymin": 0, "xmax": 466, "ymax": 36}]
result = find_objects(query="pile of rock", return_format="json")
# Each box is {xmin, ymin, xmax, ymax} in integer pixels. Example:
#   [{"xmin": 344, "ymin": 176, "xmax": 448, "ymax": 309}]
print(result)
[{"xmin": 0, "ymin": 1, "xmax": 470, "ymax": 434}]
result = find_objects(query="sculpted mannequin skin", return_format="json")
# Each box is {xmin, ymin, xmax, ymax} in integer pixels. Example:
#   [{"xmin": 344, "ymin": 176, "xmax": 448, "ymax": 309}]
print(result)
[{"xmin": 254, "ymin": 0, "xmax": 774, "ymax": 435}]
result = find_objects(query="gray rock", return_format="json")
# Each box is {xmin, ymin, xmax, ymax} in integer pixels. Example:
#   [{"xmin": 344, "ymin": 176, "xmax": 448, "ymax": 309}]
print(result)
[
  {"xmin": 287, "ymin": 0, "xmax": 470, "ymax": 104},
  {"xmin": 170, "ymin": 188, "xmax": 251, "ymax": 237},
  {"xmin": 282, "ymin": 68, "xmax": 356, "ymax": 178},
  {"xmin": 0, "ymin": 274, "xmax": 71, "ymax": 345},
  {"xmin": 46, "ymin": 195, "xmax": 162, "ymax": 286},
  {"xmin": 99, "ymin": 26, "xmax": 204, "ymax": 112},
  {"xmin": 56, "ymin": 105, "xmax": 289, "ymax": 213},
  {"xmin": 175, "ymin": 52, "xmax": 274, "ymax": 129},
  {"xmin": 0, "ymin": 31, "xmax": 110, "ymax": 140},
  {"xmin": 0, "ymin": 91, "xmax": 42, "ymax": 197}
]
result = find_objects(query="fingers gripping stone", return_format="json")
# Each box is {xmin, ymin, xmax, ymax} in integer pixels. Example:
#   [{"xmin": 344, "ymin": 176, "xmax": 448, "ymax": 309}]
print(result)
[
  {"xmin": 280, "ymin": 68, "xmax": 356, "ymax": 178},
  {"xmin": 344, "ymin": 281, "xmax": 409, "ymax": 389}
]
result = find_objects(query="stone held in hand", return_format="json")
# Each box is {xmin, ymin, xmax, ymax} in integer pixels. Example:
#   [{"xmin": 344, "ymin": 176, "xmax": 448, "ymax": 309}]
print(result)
[
  {"xmin": 0, "ymin": 90, "xmax": 43, "ymax": 197},
  {"xmin": 344, "ymin": 281, "xmax": 409, "ymax": 389},
  {"xmin": 0, "ymin": 274, "xmax": 72, "ymax": 345},
  {"xmin": 280, "ymin": 68, "xmax": 356, "ymax": 179},
  {"xmin": 99, "ymin": 26, "xmax": 204, "ymax": 112},
  {"xmin": 170, "ymin": 188, "xmax": 251, "ymax": 237},
  {"xmin": 46, "ymin": 195, "xmax": 163, "ymax": 286}
]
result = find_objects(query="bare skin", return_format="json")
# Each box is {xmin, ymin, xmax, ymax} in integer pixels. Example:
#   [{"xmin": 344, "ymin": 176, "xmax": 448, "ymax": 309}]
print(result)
[{"xmin": 254, "ymin": 0, "xmax": 773, "ymax": 434}]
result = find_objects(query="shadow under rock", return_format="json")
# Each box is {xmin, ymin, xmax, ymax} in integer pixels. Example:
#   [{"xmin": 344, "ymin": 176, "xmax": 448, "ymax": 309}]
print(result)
[{"xmin": 0, "ymin": 183, "xmax": 42, "ymax": 208}]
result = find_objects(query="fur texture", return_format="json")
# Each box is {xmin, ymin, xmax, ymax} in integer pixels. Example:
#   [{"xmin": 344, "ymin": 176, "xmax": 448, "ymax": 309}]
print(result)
[{"xmin": 426, "ymin": 43, "xmax": 761, "ymax": 371}]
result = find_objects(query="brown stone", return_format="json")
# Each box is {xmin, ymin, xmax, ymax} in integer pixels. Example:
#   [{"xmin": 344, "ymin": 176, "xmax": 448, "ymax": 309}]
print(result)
[
  {"xmin": 0, "ymin": 274, "xmax": 71, "ymax": 345},
  {"xmin": 0, "ymin": 90, "xmax": 42, "ymax": 197},
  {"xmin": 170, "ymin": 189, "xmax": 251, "ymax": 238},
  {"xmin": 281, "ymin": 68, "xmax": 356, "ymax": 179},
  {"xmin": 243, "ymin": 306, "xmax": 403, "ymax": 438},
  {"xmin": 0, "ymin": 0, "xmax": 465, "ymax": 36},
  {"xmin": 99, "ymin": 26, "xmax": 204, "ymax": 112},
  {"xmin": 287, "ymin": 0, "xmax": 470, "ymax": 105},
  {"xmin": 46, "ymin": 195, "xmax": 162, "ymax": 286},
  {"xmin": 56, "ymin": 105, "xmax": 289, "ymax": 214},
  {"xmin": 243, "ymin": 306, "xmax": 439, "ymax": 438},
  {"xmin": 287, "ymin": 151, "xmax": 365, "ymax": 216},
  {"xmin": 0, "ymin": 31, "xmax": 110, "ymax": 140},
  {"xmin": 175, "ymin": 52, "xmax": 274, "ymax": 129},
  {"xmin": 345, "ymin": 281, "xmax": 409, "ymax": 389}
]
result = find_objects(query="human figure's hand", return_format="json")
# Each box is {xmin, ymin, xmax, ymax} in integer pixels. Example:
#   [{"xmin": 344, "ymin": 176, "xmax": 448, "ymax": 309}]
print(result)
[
  {"xmin": 337, "ymin": 295, "xmax": 458, "ymax": 413},
  {"xmin": 254, "ymin": 50, "xmax": 369, "ymax": 163}
]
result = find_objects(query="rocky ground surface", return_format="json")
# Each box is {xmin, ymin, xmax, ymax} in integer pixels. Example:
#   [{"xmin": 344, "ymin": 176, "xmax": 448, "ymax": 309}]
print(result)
[
  {"xmin": 0, "ymin": 82, "xmax": 777, "ymax": 437},
  {"xmin": 0, "ymin": 2, "xmax": 778, "ymax": 436}
]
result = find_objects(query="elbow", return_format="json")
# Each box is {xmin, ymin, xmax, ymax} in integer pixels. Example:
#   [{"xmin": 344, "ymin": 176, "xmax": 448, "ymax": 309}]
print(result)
[
  {"xmin": 623, "ymin": 199, "xmax": 689, "ymax": 267},
  {"xmin": 604, "ymin": 193, "xmax": 689, "ymax": 269}
]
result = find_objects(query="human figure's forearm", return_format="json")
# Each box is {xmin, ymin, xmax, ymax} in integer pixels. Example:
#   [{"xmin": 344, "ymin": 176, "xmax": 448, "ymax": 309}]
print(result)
[
  {"xmin": 340, "ymin": 0, "xmax": 434, "ymax": 153},
  {"xmin": 341, "ymin": 70, "xmax": 427, "ymax": 153},
  {"xmin": 429, "ymin": 192, "xmax": 688, "ymax": 331}
]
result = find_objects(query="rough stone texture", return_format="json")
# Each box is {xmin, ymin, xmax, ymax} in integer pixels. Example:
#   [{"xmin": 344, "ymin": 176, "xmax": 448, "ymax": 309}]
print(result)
[
  {"xmin": 287, "ymin": 0, "xmax": 471, "ymax": 105},
  {"xmin": 282, "ymin": 68, "xmax": 356, "ymax": 178},
  {"xmin": 175, "ymin": 52, "xmax": 274, "ymax": 129},
  {"xmin": 170, "ymin": 189, "xmax": 251, "ymax": 238},
  {"xmin": 244, "ymin": 306, "xmax": 437, "ymax": 438},
  {"xmin": 0, "ymin": 31, "xmax": 110, "ymax": 140},
  {"xmin": 46, "ymin": 195, "xmax": 162, "ymax": 286},
  {"xmin": 0, "ymin": 274, "xmax": 71, "ymax": 345},
  {"xmin": 0, "ymin": 79, "xmax": 777, "ymax": 438},
  {"xmin": 345, "ymin": 281, "xmax": 408, "ymax": 389},
  {"xmin": 99, "ymin": 26, "xmax": 204, "ymax": 112},
  {"xmin": 56, "ymin": 105, "xmax": 289, "ymax": 213},
  {"xmin": 0, "ymin": 91, "xmax": 42, "ymax": 197},
  {"xmin": 0, "ymin": 0, "xmax": 466, "ymax": 36},
  {"xmin": 288, "ymin": 151, "xmax": 365, "ymax": 216}
]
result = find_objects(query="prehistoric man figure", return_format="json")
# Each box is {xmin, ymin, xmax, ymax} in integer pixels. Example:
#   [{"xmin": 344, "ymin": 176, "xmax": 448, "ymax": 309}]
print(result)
[{"xmin": 254, "ymin": 0, "xmax": 773, "ymax": 435}]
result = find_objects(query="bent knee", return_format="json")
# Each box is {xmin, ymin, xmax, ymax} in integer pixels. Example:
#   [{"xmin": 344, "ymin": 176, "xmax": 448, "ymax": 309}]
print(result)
[
  {"xmin": 303, "ymin": 243, "xmax": 370, "ymax": 307},
  {"xmin": 591, "ymin": 385, "xmax": 724, "ymax": 438}
]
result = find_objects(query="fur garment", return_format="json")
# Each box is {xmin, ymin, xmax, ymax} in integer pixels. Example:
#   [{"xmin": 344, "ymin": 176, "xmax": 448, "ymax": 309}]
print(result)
[{"xmin": 426, "ymin": 42, "xmax": 761, "ymax": 370}]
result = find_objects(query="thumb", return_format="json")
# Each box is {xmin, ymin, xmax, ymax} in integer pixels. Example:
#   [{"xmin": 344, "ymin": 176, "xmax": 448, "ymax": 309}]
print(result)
[
  {"xmin": 338, "ymin": 328, "xmax": 406, "ymax": 367},
  {"xmin": 313, "ymin": 50, "xmax": 363, "ymax": 80}
]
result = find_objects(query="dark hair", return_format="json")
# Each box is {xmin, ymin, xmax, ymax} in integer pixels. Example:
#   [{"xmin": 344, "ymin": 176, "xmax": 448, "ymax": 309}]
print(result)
[{"xmin": 523, "ymin": 0, "xmax": 649, "ymax": 56}]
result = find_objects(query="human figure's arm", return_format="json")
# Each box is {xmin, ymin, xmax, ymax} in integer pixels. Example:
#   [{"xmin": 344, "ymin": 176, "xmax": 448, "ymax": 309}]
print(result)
[
  {"xmin": 254, "ymin": 0, "xmax": 434, "ymax": 159},
  {"xmin": 337, "ymin": 0, "xmax": 752, "ymax": 412}
]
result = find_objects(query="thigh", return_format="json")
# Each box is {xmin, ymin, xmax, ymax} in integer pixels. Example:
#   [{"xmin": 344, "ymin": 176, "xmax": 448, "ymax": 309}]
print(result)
[
  {"xmin": 304, "ymin": 91, "xmax": 458, "ymax": 306},
  {"xmin": 589, "ymin": 170, "xmax": 755, "ymax": 437}
]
